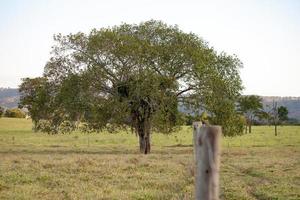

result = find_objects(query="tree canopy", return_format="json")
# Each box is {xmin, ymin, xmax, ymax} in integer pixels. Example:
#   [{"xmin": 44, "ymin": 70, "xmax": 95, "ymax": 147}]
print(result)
[{"xmin": 19, "ymin": 20, "xmax": 243, "ymax": 153}]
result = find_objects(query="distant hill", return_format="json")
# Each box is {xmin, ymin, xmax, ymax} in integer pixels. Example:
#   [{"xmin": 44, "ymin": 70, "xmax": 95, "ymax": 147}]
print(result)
[
  {"xmin": 0, "ymin": 88, "xmax": 19, "ymax": 108},
  {"xmin": 262, "ymin": 96, "xmax": 300, "ymax": 120},
  {"xmin": 1, "ymin": 87, "xmax": 299, "ymax": 120}
]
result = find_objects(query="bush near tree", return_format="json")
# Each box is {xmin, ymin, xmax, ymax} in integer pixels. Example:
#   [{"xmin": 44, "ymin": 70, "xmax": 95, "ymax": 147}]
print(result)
[{"xmin": 4, "ymin": 108, "xmax": 26, "ymax": 118}]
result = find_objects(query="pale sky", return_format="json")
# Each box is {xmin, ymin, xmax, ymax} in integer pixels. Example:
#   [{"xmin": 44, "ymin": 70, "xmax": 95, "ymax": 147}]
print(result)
[{"xmin": 0, "ymin": 0, "xmax": 299, "ymax": 96}]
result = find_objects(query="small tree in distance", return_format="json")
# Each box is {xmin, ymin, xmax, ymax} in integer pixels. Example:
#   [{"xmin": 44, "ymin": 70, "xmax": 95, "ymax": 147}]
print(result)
[
  {"xmin": 278, "ymin": 106, "xmax": 288, "ymax": 124},
  {"xmin": 0, "ymin": 106, "xmax": 4, "ymax": 117},
  {"xmin": 270, "ymin": 101, "xmax": 279, "ymax": 136},
  {"xmin": 237, "ymin": 95, "xmax": 263, "ymax": 133},
  {"xmin": 265, "ymin": 101, "xmax": 288, "ymax": 136}
]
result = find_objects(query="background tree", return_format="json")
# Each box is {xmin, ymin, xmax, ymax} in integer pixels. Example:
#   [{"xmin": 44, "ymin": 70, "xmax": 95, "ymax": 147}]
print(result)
[
  {"xmin": 0, "ymin": 106, "xmax": 4, "ymax": 117},
  {"xmin": 20, "ymin": 20, "xmax": 243, "ymax": 154},
  {"xmin": 256, "ymin": 109, "xmax": 271, "ymax": 125},
  {"xmin": 270, "ymin": 101, "xmax": 279, "ymax": 136},
  {"xmin": 238, "ymin": 95, "xmax": 263, "ymax": 133},
  {"xmin": 278, "ymin": 106, "xmax": 288, "ymax": 123},
  {"xmin": 267, "ymin": 103, "xmax": 289, "ymax": 136}
]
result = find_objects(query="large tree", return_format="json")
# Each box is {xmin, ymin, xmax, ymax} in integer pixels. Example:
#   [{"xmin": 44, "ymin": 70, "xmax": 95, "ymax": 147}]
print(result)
[{"xmin": 19, "ymin": 20, "xmax": 243, "ymax": 154}]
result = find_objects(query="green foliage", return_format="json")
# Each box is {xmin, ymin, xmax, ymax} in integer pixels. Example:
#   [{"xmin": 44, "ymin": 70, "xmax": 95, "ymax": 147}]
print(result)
[
  {"xmin": 183, "ymin": 113, "xmax": 200, "ymax": 125},
  {"xmin": 278, "ymin": 106, "xmax": 288, "ymax": 122},
  {"xmin": 199, "ymin": 111, "xmax": 208, "ymax": 122},
  {"xmin": 256, "ymin": 110, "xmax": 270, "ymax": 122},
  {"xmin": 19, "ymin": 77, "xmax": 53, "ymax": 131},
  {"xmin": 263, "ymin": 105, "xmax": 289, "ymax": 127},
  {"xmin": 4, "ymin": 108, "xmax": 26, "ymax": 118},
  {"xmin": 207, "ymin": 98, "xmax": 245, "ymax": 136},
  {"xmin": 238, "ymin": 95, "xmax": 263, "ymax": 133},
  {"xmin": 238, "ymin": 95, "xmax": 263, "ymax": 119},
  {"xmin": 20, "ymin": 20, "xmax": 243, "ymax": 139}
]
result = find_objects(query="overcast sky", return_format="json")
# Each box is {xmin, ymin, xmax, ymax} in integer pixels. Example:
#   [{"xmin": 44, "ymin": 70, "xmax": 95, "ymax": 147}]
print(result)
[{"xmin": 0, "ymin": 0, "xmax": 299, "ymax": 96}]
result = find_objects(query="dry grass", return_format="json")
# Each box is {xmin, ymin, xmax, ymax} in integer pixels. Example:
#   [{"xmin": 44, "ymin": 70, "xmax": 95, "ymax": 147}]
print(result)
[{"xmin": 0, "ymin": 118, "xmax": 299, "ymax": 199}]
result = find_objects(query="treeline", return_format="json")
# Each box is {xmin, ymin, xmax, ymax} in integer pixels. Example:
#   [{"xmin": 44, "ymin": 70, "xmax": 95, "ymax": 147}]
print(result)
[
  {"xmin": 0, "ymin": 107, "xmax": 26, "ymax": 118},
  {"xmin": 179, "ymin": 95, "xmax": 298, "ymax": 136},
  {"xmin": 252, "ymin": 116, "xmax": 299, "ymax": 126}
]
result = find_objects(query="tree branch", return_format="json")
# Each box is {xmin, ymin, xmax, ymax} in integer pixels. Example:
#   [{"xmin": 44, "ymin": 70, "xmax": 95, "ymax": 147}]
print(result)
[{"xmin": 176, "ymin": 86, "xmax": 195, "ymax": 96}]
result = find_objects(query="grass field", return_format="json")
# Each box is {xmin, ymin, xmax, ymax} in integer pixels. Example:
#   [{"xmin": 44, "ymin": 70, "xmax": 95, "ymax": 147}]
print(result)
[{"xmin": 0, "ymin": 118, "xmax": 299, "ymax": 200}]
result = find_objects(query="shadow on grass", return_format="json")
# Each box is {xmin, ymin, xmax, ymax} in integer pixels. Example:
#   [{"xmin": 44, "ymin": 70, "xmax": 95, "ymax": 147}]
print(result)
[
  {"xmin": 163, "ymin": 144, "xmax": 193, "ymax": 148},
  {"xmin": 0, "ymin": 146, "xmax": 193, "ymax": 155}
]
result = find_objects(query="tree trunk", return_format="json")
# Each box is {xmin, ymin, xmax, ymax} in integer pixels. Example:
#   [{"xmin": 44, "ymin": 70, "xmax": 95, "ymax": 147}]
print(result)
[
  {"xmin": 139, "ymin": 134, "xmax": 150, "ymax": 154},
  {"xmin": 274, "ymin": 116, "xmax": 278, "ymax": 136},
  {"xmin": 137, "ymin": 118, "xmax": 151, "ymax": 154},
  {"xmin": 273, "ymin": 101, "xmax": 278, "ymax": 136},
  {"xmin": 249, "ymin": 123, "xmax": 252, "ymax": 133},
  {"xmin": 131, "ymin": 100, "xmax": 152, "ymax": 154},
  {"xmin": 249, "ymin": 118, "xmax": 252, "ymax": 133}
]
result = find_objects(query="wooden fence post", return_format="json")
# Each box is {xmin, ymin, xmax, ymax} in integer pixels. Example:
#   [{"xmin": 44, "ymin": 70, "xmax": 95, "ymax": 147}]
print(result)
[{"xmin": 193, "ymin": 122, "xmax": 221, "ymax": 200}]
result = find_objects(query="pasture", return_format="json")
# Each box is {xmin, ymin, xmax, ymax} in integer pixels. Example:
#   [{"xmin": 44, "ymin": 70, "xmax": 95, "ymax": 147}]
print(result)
[{"xmin": 0, "ymin": 118, "xmax": 299, "ymax": 199}]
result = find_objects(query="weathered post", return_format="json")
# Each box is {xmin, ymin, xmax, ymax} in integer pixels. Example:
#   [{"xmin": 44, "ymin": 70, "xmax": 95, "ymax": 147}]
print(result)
[{"xmin": 193, "ymin": 122, "xmax": 221, "ymax": 200}]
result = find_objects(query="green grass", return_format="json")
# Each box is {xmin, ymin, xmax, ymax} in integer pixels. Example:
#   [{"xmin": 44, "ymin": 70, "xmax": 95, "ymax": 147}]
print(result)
[{"xmin": 0, "ymin": 118, "xmax": 299, "ymax": 199}]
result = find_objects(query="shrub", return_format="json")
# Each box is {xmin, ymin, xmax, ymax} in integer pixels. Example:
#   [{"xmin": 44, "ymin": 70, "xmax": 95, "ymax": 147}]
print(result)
[{"xmin": 4, "ymin": 108, "xmax": 26, "ymax": 118}]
